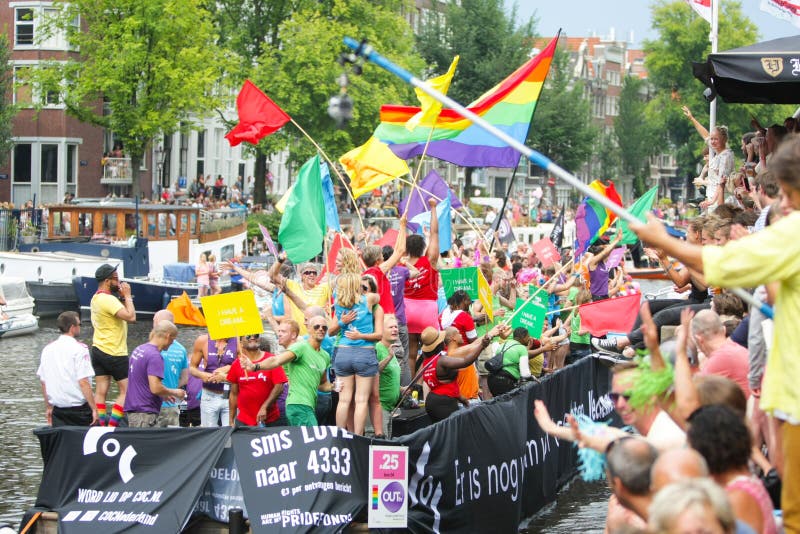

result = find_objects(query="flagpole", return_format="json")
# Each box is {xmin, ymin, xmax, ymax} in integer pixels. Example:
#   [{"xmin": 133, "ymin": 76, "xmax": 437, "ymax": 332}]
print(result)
[
  {"xmin": 402, "ymin": 127, "xmax": 438, "ymax": 218},
  {"xmin": 344, "ymin": 38, "xmax": 639, "ymax": 227},
  {"xmin": 394, "ymin": 175, "xmax": 484, "ymax": 236},
  {"xmin": 288, "ymin": 118, "xmax": 366, "ymax": 233},
  {"xmin": 344, "ymin": 37, "xmax": 773, "ymax": 321},
  {"xmin": 489, "ymin": 163, "xmax": 520, "ymax": 253},
  {"xmin": 709, "ymin": 0, "xmax": 719, "ymax": 135}
]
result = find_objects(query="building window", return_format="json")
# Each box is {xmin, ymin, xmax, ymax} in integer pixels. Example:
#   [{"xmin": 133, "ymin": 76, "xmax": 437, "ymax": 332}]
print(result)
[
  {"xmin": 13, "ymin": 144, "xmax": 32, "ymax": 183},
  {"xmin": 14, "ymin": 6, "xmax": 77, "ymax": 50},
  {"xmin": 41, "ymin": 144, "xmax": 58, "ymax": 183},
  {"xmin": 67, "ymin": 144, "xmax": 76, "ymax": 183},
  {"xmin": 15, "ymin": 8, "xmax": 35, "ymax": 46}
]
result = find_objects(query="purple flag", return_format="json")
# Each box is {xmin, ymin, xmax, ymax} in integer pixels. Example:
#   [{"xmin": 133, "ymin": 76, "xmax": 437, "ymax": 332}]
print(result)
[
  {"xmin": 606, "ymin": 247, "xmax": 627, "ymax": 269},
  {"xmin": 258, "ymin": 223, "xmax": 278, "ymax": 257},
  {"xmin": 399, "ymin": 170, "xmax": 463, "ymax": 220}
]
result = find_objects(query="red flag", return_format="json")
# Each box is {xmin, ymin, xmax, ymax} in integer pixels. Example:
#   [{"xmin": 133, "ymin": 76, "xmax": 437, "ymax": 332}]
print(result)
[
  {"xmin": 375, "ymin": 228, "xmax": 399, "ymax": 248},
  {"xmin": 531, "ymin": 237, "xmax": 561, "ymax": 268},
  {"xmin": 578, "ymin": 293, "xmax": 641, "ymax": 337},
  {"xmin": 225, "ymin": 80, "xmax": 291, "ymax": 147}
]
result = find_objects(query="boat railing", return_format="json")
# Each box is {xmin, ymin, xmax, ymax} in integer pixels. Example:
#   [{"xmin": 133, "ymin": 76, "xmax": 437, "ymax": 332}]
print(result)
[
  {"xmin": 199, "ymin": 208, "xmax": 246, "ymax": 233},
  {"xmin": 0, "ymin": 208, "xmax": 47, "ymax": 251}
]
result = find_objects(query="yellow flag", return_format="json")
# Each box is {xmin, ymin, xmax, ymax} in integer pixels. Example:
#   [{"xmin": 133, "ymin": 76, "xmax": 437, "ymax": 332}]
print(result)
[
  {"xmin": 406, "ymin": 56, "xmax": 459, "ymax": 131},
  {"xmin": 477, "ymin": 267, "xmax": 493, "ymax": 323},
  {"xmin": 339, "ymin": 137, "xmax": 410, "ymax": 198},
  {"xmin": 275, "ymin": 183, "xmax": 294, "ymax": 213}
]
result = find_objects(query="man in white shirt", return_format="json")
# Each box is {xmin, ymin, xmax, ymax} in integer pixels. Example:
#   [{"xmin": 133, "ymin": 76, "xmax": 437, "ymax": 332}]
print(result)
[{"xmin": 38, "ymin": 311, "xmax": 97, "ymax": 426}]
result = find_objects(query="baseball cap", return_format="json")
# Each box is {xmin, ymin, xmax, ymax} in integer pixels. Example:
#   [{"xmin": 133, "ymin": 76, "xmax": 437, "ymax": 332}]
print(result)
[{"xmin": 95, "ymin": 263, "xmax": 119, "ymax": 282}]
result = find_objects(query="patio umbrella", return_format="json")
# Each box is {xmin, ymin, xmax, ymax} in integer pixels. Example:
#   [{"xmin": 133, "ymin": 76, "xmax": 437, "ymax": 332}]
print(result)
[{"xmin": 693, "ymin": 35, "xmax": 800, "ymax": 104}]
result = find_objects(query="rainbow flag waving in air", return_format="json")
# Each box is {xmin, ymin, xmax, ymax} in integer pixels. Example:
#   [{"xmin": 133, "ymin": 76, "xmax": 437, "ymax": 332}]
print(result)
[
  {"xmin": 372, "ymin": 34, "xmax": 559, "ymax": 168},
  {"xmin": 575, "ymin": 180, "xmax": 623, "ymax": 257}
]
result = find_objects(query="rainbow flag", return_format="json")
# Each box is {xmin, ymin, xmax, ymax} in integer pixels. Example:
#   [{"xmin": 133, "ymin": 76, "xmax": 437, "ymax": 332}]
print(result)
[
  {"xmin": 575, "ymin": 180, "xmax": 623, "ymax": 257},
  {"xmin": 372, "ymin": 35, "xmax": 559, "ymax": 168}
]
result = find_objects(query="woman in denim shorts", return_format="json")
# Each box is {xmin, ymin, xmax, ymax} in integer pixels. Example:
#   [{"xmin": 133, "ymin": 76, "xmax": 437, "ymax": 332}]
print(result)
[{"xmin": 329, "ymin": 273, "xmax": 384, "ymax": 435}]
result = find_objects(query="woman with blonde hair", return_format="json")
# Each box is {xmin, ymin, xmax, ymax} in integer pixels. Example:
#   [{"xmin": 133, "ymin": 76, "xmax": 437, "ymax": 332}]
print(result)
[{"xmin": 329, "ymin": 272, "xmax": 383, "ymax": 435}]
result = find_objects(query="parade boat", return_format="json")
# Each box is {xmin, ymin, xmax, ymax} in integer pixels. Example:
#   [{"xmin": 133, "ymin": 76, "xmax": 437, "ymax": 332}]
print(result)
[{"xmin": 15, "ymin": 201, "xmax": 246, "ymax": 318}]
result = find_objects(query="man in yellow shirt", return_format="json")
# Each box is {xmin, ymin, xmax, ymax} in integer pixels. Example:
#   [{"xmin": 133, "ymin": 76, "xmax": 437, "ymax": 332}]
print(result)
[
  {"xmin": 90, "ymin": 264, "xmax": 136, "ymax": 426},
  {"xmin": 631, "ymin": 135, "xmax": 800, "ymax": 533}
]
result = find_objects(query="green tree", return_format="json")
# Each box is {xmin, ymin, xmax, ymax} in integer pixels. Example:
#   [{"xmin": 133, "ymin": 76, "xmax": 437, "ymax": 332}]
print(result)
[
  {"xmin": 644, "ymin": 0, "xmax": 794, "ymax": 176},
  {"xmin": 252, "ymin": 0, "xmax": 424, "ymax": 171},
  {"xmin": 39, "ymin": 0, "xmax": 228, "ymax": 198},
  {"xmin": 208, "ymin": 0, "xmax": 294, "ymax": 206},
  {"xmin": 597, "ymin": 132, "xmax": 621, "ymax": 184},
  {"xmin": 615, "ymin": 76, "xmax": 656, "ymax": 196},
  {"xmin": 415, "ymin": 0, "xmax": 536, "ymax": 194},
  {"xmin": 0, "ymin": 35, "xmax": 16, "ymax": 167},
  {"xmin": 528, "ymin": 48, "xmax": 597, "ymax": 187}
]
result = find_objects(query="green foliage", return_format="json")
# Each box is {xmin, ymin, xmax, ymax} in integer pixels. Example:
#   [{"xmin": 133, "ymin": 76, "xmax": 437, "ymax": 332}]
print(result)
[
  {"xmin": 528, "ymin": 48, "xmax": 597, "ymax": 173},
  {"xmin": 36, "ymin": 0, "xmax": 231, "ymax": 197},
  {"xmin": 246, "ymin": 210, "xmax": 281, "ymax": 240},
  {"xmin": 616, "ymin": 76, "xmax": 657, "ymax": 195},
  {"xmin": 644, "ymin": 0, "xmax": 795, "ymax": 175},
  {"xmin": 415, "ymin": 0, "xmax": 536, "ymax": 104},
  {"xmin": 250, "ymin": 0, "xmax": 424, "ymax": 169},
  {"xmin": 0, "ymin": 35, "xmax": 16, "ymax": 168}
]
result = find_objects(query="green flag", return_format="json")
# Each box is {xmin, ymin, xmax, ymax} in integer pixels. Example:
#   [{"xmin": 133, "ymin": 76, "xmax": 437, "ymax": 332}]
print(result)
[
  {"xmin": 278, "ymin": 155, "xmax": 326, "ymax": 263},
  {"xmin": 619, "ymin": 186, "xmax": 658, "ymax": 245}
]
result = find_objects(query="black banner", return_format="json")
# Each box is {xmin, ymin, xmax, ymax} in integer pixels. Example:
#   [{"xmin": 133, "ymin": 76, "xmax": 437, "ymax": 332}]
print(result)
[
  {"xmin": 391, "ymin": 356, "xmax": 613, "ymax": 532},
  {"xmin": 34, "ymin": 427, "xmax": 231, "ymax": 533},
  {"xmin": 29, "ymin": 359, "xmax": 612, "ymax": 533},
  {"xmin": 232, "ymin": 426, "xmax": 369, "ymax": 533},
  {"xmin": 550, "ymin": 209, "xmax": 565, "ymax": 249},
  {"xmin": 195, "ymin": 444, "xmax": 248, "ymax": 522}
]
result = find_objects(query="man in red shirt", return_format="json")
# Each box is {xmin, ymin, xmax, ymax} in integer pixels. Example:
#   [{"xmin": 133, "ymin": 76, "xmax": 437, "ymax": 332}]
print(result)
[
  {"xmin": 227, "ymin": 334, "xmax": 288, "ymax": 427},
  {"xmin": 438, "ymin": 290, "xmax": 480, "ymax": 401},
  {"xmin": 692, "ymin": 309, "xmax": 751, "ymax": 399}
]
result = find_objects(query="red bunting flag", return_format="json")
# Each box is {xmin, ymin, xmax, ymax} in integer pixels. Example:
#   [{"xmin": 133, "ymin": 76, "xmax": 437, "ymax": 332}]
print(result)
[
  {"xmin": 225, "ymin": 80, "xmax": 291, "ymax": 147},
  {"xmin": 578, "ymin": 293, "xmax": 641, "ymax": 337}
]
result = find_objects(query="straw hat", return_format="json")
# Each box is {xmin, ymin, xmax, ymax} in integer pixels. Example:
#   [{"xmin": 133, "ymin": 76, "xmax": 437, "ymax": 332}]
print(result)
[{"xmin": 420, "ymin": 326, "xmax": 446, "ymax": 352}]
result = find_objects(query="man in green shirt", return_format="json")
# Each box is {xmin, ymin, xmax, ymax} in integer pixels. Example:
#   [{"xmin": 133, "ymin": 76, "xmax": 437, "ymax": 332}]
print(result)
[
  {"xmin": 375, "ymin": 316, "xmax": 402, "ymax": 437},
  {"xmin": 245, "ymin": 315, "xmax": 333, "ymax": 426}
]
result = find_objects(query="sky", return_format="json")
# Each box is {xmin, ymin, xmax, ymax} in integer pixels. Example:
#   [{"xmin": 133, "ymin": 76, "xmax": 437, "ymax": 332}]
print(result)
[{"xmin": 507, "ymin": 0, "xmax": 797, "ymax": 47}]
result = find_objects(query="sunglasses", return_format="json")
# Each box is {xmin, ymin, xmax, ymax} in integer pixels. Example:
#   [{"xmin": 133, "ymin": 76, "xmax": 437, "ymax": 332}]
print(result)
[
  {"xmin": 608, "ymin": 392, "xmax": 631, "ymax": 403},
  {"xmin": 243, "ymin": 334, "xmax": 260, "ymax": 340},
  {"xmin": 312, "ymin": 324, "xmax": 329, "ymax": 332},
  {"xmin": 361, "ymin": 285, "xmax": 370, "ymax": 292},
  {"xmin": 303, "ymin": 271, "xmax": 318, "ymax": 276}
]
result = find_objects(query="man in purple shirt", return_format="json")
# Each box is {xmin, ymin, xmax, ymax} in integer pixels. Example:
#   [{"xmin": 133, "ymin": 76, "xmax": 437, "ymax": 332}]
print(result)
[{"xmin": 125, "ymin": 321, "xmax": 186, "ymax": 428}]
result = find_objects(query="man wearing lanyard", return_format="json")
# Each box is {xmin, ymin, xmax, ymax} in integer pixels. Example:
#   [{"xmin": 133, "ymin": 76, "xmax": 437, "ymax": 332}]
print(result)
[{"xmin": 189, "ymin": 332, "xmax": 237, "ymax": 426}]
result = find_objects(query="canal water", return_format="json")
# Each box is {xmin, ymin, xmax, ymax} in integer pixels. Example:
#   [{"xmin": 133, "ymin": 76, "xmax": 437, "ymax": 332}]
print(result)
[{"xmin": 0, "ymin": 319, "xmax": 611, "ymax": 531}]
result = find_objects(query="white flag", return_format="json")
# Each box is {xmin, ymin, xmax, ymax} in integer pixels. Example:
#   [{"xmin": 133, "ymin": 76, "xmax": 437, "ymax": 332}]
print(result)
[
  {"xmin": 686, "ymin": 0, "xmax": 712, "ymax": 23},
  {"xmin": 760, "ymin": 0, "xmax": 800, "ymax": 29}
]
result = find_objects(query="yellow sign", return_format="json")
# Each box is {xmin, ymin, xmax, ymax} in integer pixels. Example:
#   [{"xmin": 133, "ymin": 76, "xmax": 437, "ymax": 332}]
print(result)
[
  {"xmin": 200, "ymin": 290, "xmax": 263, "ymax": 340},
  {"xmin": 477, "ymin": 268, "xmax": 493, "ymax": 323}
]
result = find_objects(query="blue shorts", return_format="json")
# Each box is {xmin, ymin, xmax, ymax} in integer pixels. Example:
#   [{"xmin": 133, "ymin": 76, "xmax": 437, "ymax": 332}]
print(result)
[{"xmin": 333, "ymin": 346, "xmax": 378, "ymax": 378}]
